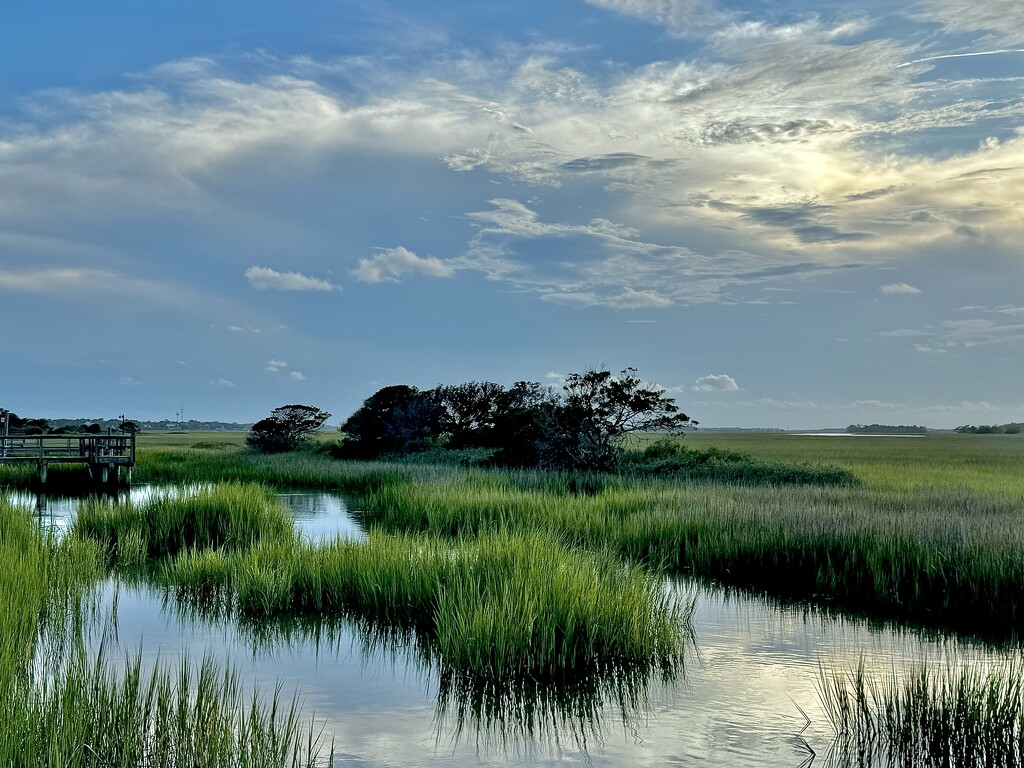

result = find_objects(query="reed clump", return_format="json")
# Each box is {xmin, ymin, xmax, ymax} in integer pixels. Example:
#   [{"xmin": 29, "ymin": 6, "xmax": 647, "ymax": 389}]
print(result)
[
  {"xmin": 819, "ymin": 657, "xmax": 1024, "ymax": 767},
  {"xmin": 168, "ymin": 528, "xmax": 691, "ymax": 680},
  {"xmin": 76, "ymin": 483, "xmax": 294, "ymax": 560}
]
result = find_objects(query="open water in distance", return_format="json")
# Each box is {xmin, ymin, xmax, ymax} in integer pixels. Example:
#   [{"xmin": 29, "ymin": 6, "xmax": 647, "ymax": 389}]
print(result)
[{"xmin": 10, "ymin": 486, "xmax": 1015, "ymax": 767}]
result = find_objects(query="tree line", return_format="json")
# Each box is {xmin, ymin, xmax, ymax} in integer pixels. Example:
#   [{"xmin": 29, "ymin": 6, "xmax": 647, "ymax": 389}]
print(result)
[
  {"xmin": 846, "ymin": 424, "xmax": 927, "ymax": 435},
  {"xmin": 0, "ymin": 411, "xmax": 137, "ymax": 435},
  {"xmin": 955, "ymin": 423, "xmax": 1023, "ymax": 435},
  {"xmin": 248, "ymin": 367, "xmax": 697, "ymax": 472}
]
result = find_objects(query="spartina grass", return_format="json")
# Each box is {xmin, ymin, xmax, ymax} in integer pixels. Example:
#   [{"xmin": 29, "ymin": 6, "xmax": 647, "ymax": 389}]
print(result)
[
  {"xmin": 0, "ymin": 498, "xmax": 328, "ymax": 767},
  {"xmin": 819, "ymin": 655, "xmax": 1024, "ymax": 767},
  {"xmin": 166, "ymin": 527, "xmax": 692, "ymax": 680},
  {"xmin": 75, "ymin": 482, "xmax": 294, "ymax": 560}
]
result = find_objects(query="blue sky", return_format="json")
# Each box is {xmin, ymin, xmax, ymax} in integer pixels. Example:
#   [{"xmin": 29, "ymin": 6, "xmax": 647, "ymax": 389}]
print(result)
[{"xmin": 2, "ymin": 0, "xmax": 1023, "ymax": 428}]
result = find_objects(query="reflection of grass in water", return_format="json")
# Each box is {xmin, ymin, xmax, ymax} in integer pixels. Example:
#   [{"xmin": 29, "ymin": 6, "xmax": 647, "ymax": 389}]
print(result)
[
  {"xmin": 0, "ymin": 500, "xmax": 327, "ymax": 767},
  {"xmin": 167, "ymin": 594, "xmax": 686, "ymax": 753},
  {"xmin": 434, "ymin": 662, "xmax": 668, "ymax": 753},
  {"xmin": 819, "ymin": 657, "xmax": 1024, "ymax": 767}
]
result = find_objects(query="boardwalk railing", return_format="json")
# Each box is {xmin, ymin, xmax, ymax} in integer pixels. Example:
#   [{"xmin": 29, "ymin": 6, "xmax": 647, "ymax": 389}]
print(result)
[{"xmin": 0, "ymin": 433, "xmax": 136, "ymax": 483}]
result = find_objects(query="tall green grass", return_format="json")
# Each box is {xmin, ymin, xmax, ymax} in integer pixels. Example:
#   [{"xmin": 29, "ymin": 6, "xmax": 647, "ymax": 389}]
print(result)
[
  {"xmin": 60, "ymin": 443, "xmax": 1024, "ymax": 635},
  {"xmin": 76, "ymin": 483, "xmax": 294, "ymax": 560},
  {"xmin": 72, "ymin": 483, "xmax": 691, "ymax": 680},
  {"xmin": 0, "ymin": 499, "xmax": 327, "ymax": 767},
  {"xmin": 356, "ymin": 474, "xmax": 1024, "ymax": 636},
  {"xmin": 820, "ymin": 657, "xmax": 1024, "ymax": 767},
  {"xmin": 169, "ymin": 529, "xmax": 692, "ymax": 680}
]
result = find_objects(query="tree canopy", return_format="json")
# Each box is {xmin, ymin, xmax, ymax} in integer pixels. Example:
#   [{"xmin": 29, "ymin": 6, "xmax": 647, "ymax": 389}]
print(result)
[
  {"xmin": 539, "ymin": 368, "xmax": 696, "ymax": 471},
  {"xmin": 247, "ymin": 404, "xmax": 331, "ymax": 453},
  {"xmin": 335, "ymin": 367, "xmax": 695, "ymax": 471}
]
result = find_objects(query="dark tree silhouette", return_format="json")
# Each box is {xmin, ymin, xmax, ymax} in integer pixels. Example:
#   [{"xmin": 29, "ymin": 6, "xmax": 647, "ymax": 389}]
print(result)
[
  {"xmin": 337, "ymin": 385, "xmax": 441, "ymax": 458},
  {"xmin": 247, "ymin": 404, "xmax": 331, "ymax": 453},
  {"xmin": 540, "ymin": 368, "xmax": 696, "ymax": 471}
]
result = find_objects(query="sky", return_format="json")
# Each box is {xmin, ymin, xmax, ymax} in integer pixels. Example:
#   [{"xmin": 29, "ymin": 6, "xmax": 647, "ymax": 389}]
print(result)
[{"xmin": 2, "ymin": 0, "xmax": 1023, "ymax": 429}]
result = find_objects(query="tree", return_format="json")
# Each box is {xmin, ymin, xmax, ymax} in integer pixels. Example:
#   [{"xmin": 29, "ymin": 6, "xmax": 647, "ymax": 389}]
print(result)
[
  {"xmin": 539, "ymin": 367, "xmax": 696, "ymax": 471},
  {"xmin": 119, "ymin": 420, "xmax": 141, "ymax": 434},
  {"xmin": 336, "ymin": 386, "xmax": 441, "ymax": 458},
  {"xmin": 487, "ymin": 381, "xmax": 557, "ymax": 467},
  {"xmin": 247, "ymin": 404, "xmax": 331, "ymax": 453},
  {"xmin": 432, "ymin": 381, "xmax": 507, "ymax": 449}
]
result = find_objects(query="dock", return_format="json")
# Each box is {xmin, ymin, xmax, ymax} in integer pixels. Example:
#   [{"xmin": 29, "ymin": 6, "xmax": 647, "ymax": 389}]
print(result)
[{"xmin": 0, "ymin": 433, "xmax": 136, "ymax": 484}]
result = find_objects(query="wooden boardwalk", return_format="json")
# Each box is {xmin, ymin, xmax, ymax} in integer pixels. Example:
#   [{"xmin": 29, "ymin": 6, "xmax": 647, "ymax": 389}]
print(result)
[{"xmin": 0, "ymin": 433, "xmax": 136, "ymax": 484}]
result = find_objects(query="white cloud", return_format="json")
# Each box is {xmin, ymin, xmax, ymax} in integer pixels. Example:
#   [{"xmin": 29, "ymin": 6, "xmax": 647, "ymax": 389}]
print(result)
[
  {"xmin": 289, "ymin": 371, "xmax": 306, "ymax": 381},
  {"xmin": 207, "ymin": 378, "xmax": 236, "ymax": 388},
  {"xmin": 266, "ymin": 360, "xmax": 288, "ymax": 372},
  {"xmin": 352, "ymin": 247, "xmax": 455, "ymax": 283},
  {"xmin": 694, "ymin": 374, "xmax": 739, "ymax": 391},
  {"xmin": 880, "ymin": 282, "xmax": 922, "ymax": 295},
  {"xmin": 118, "ymin": 376, "xmax": 141, "ymax": 386},
  {"xmin": 245, "ymin": 266, "xmax": 336, "ymax": 292},
  {"xmin": 610, "ymin": 288, "xmax": 672, "ymax": 309}
]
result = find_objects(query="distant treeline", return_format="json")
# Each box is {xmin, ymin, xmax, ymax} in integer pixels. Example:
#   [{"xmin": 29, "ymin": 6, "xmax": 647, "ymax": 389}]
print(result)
[
  {"xmin": 955, "ymin": 423, "xmax": 1023, "ymax": 434},
  {"xmin": 1, "ymin": 411, "xmax": 250, "ymax": 435},
  {"xmin": 846, "ymin": 424, "xmax": 927, "ymax": 434}
]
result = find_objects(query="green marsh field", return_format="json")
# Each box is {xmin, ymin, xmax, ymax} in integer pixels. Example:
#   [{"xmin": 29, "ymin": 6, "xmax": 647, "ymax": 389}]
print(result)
[{"xmin": 3, "ymin": 431, "xmax": 1024, "ymax": 766}]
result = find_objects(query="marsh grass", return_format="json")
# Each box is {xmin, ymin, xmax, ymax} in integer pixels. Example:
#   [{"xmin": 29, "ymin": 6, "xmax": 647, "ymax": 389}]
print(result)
[
  {"xmin": 76, "ymin": 482, "xmax": 295, "ymax": 559},
  {"xmin": 167, "ymin": 528, "xmax": 692, "ymax": 680},
  {"xmin": 620, "ymin": 439, "xmax": 858, "ymax": 486},
  {"xmin": 4, "ymin": 649, "xmax": 324, "ymax": 768},
  {"xmin": 71, "ymin": 481, "xmax": 691, "ymax": 680},
  {"xmin": 819, "ymin": 657, "xmax": 1024, "ymax": 767},
  {"xmin": 166, "ymin": 598, "xmax": 669, "ymax": 752},
  {"xmin": 357, "ymin": 475, "xmax": 1024, "ymax": 635},
  {"xmin": 0, "ymin": 499, "xmax": 327, "ymax": 767},
  {"xmin": 51, "ymin": 438, "xmax": 1024, "ymax": 635}
]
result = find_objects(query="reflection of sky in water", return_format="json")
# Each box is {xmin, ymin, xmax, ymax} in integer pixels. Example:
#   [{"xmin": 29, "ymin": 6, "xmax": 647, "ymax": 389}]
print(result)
[
  {"xmin": 13, "ymin": 487, "xmax": 1017, "ymax": 766},
  {"xmin": 6, "ymin": 485, "xmax": 365, "ymax": 543}
]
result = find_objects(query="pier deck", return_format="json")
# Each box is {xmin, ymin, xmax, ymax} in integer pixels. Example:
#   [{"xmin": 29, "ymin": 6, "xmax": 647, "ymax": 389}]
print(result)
[{"xmin": 0, "ymin": 433, "xmax": 136, "ymax": 484}]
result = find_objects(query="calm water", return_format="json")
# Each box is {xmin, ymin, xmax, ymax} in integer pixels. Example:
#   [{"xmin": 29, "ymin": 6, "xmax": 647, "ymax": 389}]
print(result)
[{"xmin": 11, "ymin": 488, "xmax": 1012, "ymax": 767}]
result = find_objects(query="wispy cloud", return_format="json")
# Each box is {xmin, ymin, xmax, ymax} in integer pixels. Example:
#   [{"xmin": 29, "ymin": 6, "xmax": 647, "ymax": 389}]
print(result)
[
  {"xmin": 880, "ymin": 282, "xmax": 922, "ymax": 295},
  {"xmin": 245, "ymin": 266, "xmax": 336, "ymax": 292},
  {"xmin": 207, "ymin": 378, "xmax": 236, "ymax": 388},
  {"xmin": 289, "ymin": 371, "xmax": 306, "ymax": 381},
  {"xmin": 265, "ymin": 359, "xmax": 288, "ymax": 372},
  {"xmin": 352, "ymin": 247, "xmax": 455, "ymax": 283}
]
